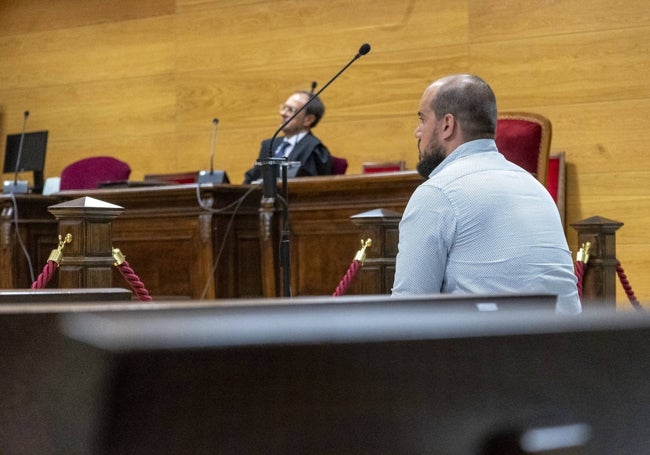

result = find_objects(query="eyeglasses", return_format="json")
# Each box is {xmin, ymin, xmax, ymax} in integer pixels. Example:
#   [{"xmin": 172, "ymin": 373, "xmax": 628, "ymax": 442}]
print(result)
[{"xmin": 279, "ymin": 104, "xmax": 299, "ymax": 115}]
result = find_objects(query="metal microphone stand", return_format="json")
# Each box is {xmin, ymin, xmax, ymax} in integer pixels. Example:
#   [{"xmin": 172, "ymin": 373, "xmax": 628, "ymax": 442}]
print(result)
[{"xmin": 258, "ymin": 43, "xmax": 371, "ymax": 297}]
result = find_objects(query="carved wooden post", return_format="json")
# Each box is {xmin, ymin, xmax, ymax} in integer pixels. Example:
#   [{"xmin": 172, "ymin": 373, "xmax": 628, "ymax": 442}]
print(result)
[
  {"xmin": 48, "ymin": 197, "xmax": 124, "ymax": 289},
  {"xmin": 259, "ymin": 196, "xmax": 279, "ymax": 297},
  {"xmin": 570, "ymin": 215, "xmax": 623, "ymax": 309},
  {"xmin": 350, "ymin": 208, "xmax": 402, "ymax": 294}
]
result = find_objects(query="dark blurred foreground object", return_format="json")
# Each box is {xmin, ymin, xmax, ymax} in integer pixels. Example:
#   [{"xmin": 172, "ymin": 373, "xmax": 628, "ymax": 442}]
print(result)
[{"xmin": 1, "ymin": 294, "xmax": 649, "ymax": 454}]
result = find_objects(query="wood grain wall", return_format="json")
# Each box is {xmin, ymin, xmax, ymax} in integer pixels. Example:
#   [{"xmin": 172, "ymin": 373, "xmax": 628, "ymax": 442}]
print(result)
[{"xmin": 1, "ymin": 0, "xmax": 648, "ymax": 307}]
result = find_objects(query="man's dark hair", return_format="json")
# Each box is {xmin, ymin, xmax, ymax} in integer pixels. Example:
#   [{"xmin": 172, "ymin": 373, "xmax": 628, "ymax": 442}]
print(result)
[
  {"xmin": 432, "ymin": 75, "xmax": 497, "ymax": 140},
  {"xmin": 295, "ymin": 90, "xmax": 325, "ymax": 128}
]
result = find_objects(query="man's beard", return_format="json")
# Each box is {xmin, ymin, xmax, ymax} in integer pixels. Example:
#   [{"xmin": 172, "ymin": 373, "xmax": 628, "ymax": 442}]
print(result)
[{"xmin": 416, "ymin": 141, "xmax": 446, "ymax": 178}]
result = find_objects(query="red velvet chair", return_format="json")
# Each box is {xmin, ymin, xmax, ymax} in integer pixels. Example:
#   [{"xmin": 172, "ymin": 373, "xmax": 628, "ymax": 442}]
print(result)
[
  {"xmin": 361, "ymin": 160, "xmax": 406, "ymax": 174},
  {"xmin": 495, "ymin": 112, "xmax": 552, "ymax": 186},
  {"xmin": 547, "ymin": 151, "xmax": 566, "ymax": 225},
  {"xmin": 331, "ymin": 156, "xmax": 348, "ymax": 175},
  {"xmin": 59, "ymin": 156, "xmax": 131, "ymax": 190}
]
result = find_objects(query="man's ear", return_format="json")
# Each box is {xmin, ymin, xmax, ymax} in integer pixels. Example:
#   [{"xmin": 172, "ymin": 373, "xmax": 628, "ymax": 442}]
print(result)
[
  {"xmin": 441, "ymin": 113, "xmax": 456, "ymax": 140},
  {"xmin": 303, "ymin": 114, "xmax": 317, "ymax": 128}
]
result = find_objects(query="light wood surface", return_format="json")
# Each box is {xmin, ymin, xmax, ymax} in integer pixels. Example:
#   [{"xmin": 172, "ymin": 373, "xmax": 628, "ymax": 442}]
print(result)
[{"xmin": 0, "ymin": 0, "xmax": 648, "ymax": 306}]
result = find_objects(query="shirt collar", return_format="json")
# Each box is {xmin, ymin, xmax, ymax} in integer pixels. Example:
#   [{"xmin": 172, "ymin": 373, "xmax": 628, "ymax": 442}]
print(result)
[
  {"xmin": 428, "ymin": 139, "xmax": 497, "ymax": 178},
  {"xmin": 283, "ymin": 131, "xmax": 308, "ymax": 146}
]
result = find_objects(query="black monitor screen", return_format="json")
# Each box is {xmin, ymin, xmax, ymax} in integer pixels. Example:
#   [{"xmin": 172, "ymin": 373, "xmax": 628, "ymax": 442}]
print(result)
[{"xmin": 3, "ymin": 130, "xmax": 48, "ymax": 190}]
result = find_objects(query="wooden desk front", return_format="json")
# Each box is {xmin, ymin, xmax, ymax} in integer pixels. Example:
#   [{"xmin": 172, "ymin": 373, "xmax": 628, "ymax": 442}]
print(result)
[
  {"xmin": 1, "ymin": 194, "xmax": 58, "ymax": 289},
  {"xmin": 261, "ymin": 171, "xmax": 422, "ymax": 296},
  {"xmin": 1, "ymin": 172, "xmax": 422, "ymax": 299},
  {"xmin": 1, "ymin": 184, "xmax": 263, "ymax": 299}
]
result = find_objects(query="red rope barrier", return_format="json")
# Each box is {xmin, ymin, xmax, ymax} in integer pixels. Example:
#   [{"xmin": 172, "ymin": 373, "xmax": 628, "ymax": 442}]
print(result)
[
  {"xmin": 30, "ymin": 233, "xmax": 72, "ymax": 290},
  {"xmin": 574, "ymin": 241, "xmax": 643, "ymax": 311},
  {"xmin": 112, "ymin": 248, "xmax": 153, "ymax": 302},
  {"xmin": 616, "ymin": 263, "xmax": 643, "ymax": 311},
  {"xmin": 574, "ymin": 260, "xmax": 585, "ymax": 301},
  {"xmin": 115, "ymin": 260, "xmax": 153, "ymax": 302},
  {"xmin": 333, "ymin": 260, "xmax": 362, "ymax": 297},
  {"xmin": 31, "ymin": 260, "xmax": 58, "ymax": 289},
  {"xmin": 332, "ymin": 238, "xmax": 372, "ymax": 297}
]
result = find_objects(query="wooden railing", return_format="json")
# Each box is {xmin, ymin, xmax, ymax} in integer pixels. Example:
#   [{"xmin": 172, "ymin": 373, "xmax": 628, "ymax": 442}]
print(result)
[
  {"xmin": 2, "ymin": 172, "xmax": 628, "ymax": 307},
  {"xmin": 352, "ymin": 209, "xmax": 626, "ymax": 308}
]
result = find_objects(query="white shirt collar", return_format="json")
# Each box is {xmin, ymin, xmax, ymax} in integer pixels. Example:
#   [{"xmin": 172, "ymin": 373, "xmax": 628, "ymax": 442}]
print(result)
[{"xmin": 283, "ymin": 131, "xmax": 308, "ymax": 146}]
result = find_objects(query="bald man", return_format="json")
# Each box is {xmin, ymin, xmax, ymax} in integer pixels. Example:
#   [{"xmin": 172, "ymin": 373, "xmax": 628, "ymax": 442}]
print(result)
[{"xmin": 392, "ymin": 74, "xmax": 580, "ymax": 314}]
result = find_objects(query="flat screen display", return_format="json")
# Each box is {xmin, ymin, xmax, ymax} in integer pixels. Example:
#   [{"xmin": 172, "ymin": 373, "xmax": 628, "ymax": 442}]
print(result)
[{"xmin": 3, "ymin": 130, "xmax": 48, "ymax": 190}]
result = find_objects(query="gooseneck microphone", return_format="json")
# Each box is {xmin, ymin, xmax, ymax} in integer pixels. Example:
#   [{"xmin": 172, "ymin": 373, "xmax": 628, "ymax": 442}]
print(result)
[
  {"xmin": 198, "ymin": 117, "xmax": 229, "ymax": 184},
  {"xmin": 3, "ymin": 110, "xmax": 30, "ymax": 194},
  {"xmin": 14, "ymin": 110, "xmax": 30, "ymax": 185},
  {"xmin": 259, "ymin": 43, "xmax": 371, "ymax": 199},
  {"xmin": 266, "ymin": 43, "xmax": 372, "ymax": 159},
  {"xmin": 209, "ymin": 117, "xmax": 219, "ymax": 174},
  {"xmin": 258, "ymin": 43, "xmax": 371, "ymax": 298}
]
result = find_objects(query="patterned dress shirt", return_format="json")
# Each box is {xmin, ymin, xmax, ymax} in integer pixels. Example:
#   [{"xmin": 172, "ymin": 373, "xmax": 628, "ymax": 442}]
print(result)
[{"xmin": 392, "ymin": 139, "xmax": 581, "ymax": 314}]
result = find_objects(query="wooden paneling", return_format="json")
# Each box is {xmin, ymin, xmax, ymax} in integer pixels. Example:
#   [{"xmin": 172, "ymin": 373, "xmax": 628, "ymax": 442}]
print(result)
[
  {"xmin": 469, "ymin": 0, "xmax": 650, "ymax": 42},
  {"xmin": 82, "ymin": 184, "xmax": 263, "ymax": 300},
  {"xmin": 278, "ymin": 172, "xmax": 423, "ymax": 296},
  {"xmin": 0, "ymin": 0, "xmax": 175, "ymax": 36},
  {"xmin": 472, "ymin": 28, "xmax": 650, "ymax": 107},
  {"xmin": 0, "ymin": 16, "xmax": 175, "ymax": 90},
  {"xmin": 0, "ymin": 195, "xmax": 58, "ymax": 289}
]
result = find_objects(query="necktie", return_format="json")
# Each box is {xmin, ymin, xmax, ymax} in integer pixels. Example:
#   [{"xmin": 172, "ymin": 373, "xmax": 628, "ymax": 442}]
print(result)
[{"xmin": 274, "ymin": 140, "xmax": 290, "ymax": 158}]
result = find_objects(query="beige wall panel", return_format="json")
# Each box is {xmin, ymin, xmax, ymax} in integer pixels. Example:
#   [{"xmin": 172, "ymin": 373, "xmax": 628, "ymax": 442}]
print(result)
[
  {"xmin": 545, "ymin": 100, "xmax": 649, "ymax": 174},
  {"xmin": 548, "ymin": 98, "xmax": 649, "ymax": 253},
  {"xmin": 567, "ymin": 175, "xmax": 649, "ymax": 227},
  {"xmin": 470, "ymin": 0, "xmax": 650, "ymax": 42},
  {"xmin": 174, "ymin": 1, "xmax": 467, "ymax": 73},
  {"xmin": 0, "ymin": 0, "xmax": 175, "ymax": 36},
  {"xmin": 471, "ymin": 28, "xmax": 650, "ymax": 108},
  {"xmin": 566, "ymin": 171, "xmax": 647, "ymax": 240},
  {"xmin": 0, "ymin": 75, "xmax": 176, "ymax": 139},
  {"xmin": 174, "ymin": 46, "xmax": 468, "ymax": 126},
  {"xmin": 0, "ymin": 16, "xmax": 175, "ymax": 90},
  {"xmin": 0, "ymin": 74, "xmax": 176, "ymax": 180},
  {"xmin": 176, "ymin": 0, "xmax": 259, "ymax": 14}
]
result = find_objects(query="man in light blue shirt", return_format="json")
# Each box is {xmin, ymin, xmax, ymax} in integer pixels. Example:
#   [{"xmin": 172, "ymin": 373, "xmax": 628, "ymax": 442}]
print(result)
[{"xmin": 392, "ymin": 74, "xmax": 580, "ymax": 314}]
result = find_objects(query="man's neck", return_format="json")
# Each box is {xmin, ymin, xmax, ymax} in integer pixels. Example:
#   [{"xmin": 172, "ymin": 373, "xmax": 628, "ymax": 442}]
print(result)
[{"xmin": 283, "ymin": 130, "xmax": 309, "ymax": 143}]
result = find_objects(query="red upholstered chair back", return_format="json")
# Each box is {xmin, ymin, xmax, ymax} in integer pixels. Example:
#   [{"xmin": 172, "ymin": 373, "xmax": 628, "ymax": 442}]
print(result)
[
  {"xmin": 331, "ymin": 156, "xmax": 348, "ymax": 175},
  {"xmin": 361, "ymin": 160, "xmax": 406, "ymax": 174},
  {"xmin": 495, "ymin": 112, "xmax": 552, "ymax": 185},
  {"xmin": 546, "ymin": 152, "xmax": 566, "ymax": 226},
  {"xmin": 59, "ymin": 156, "xmax": 131, "ymax": 190}
]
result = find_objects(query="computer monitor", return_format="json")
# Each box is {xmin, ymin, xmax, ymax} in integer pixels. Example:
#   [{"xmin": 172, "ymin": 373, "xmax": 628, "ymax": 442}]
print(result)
[{"xmin": 3, "ymin": 130, "xmax": 48, "ymax": 192}]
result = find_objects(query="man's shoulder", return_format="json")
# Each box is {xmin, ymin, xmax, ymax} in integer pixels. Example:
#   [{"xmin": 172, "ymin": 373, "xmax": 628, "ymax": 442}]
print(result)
[
  {"xmin": 297, "ymin": 132, "xmax": 329, "ymax": 153},
  {"xmin": 299, "ymin": 132, "xmax": 322, "ymax": 145}
]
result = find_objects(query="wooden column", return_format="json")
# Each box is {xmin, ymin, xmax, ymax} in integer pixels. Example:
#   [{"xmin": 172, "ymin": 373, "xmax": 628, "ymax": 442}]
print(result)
[
  {"xmin": 48, "ymin": 197, "xmax": 124, "ymax": 289},
  {"xmin": 350, "ymin": 208, "xmax": 402, "ymax": 294},
  {"xmin": 259, "ymin": 196, "xmax": 279, "ymax": 297},
  {"xmin": 570, "ymin": 215, "xmax": 623, "ymax": 309}
]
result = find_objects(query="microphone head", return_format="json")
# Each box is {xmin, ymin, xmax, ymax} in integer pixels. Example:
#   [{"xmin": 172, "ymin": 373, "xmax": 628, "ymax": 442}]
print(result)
[
  {"xmin": 24, "ymin": 110, "xmax": 30, "ymax": 118},
  {"xmin": 212, "ymin": 118, "xmax": 219, "ymax": 125},
  {"xmin": 358, "ymin": 43, "xmax": 371, "ymax": 56},
  {"xmin": 310, "ymin": 81, "xmax": 317, "ymax": 94}
]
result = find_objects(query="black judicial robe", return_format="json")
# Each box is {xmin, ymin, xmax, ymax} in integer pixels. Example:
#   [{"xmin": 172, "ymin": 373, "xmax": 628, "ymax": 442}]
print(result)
[{"xmin": 243, "ymin": 132, "xmax": 333, "ymax": 184}]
